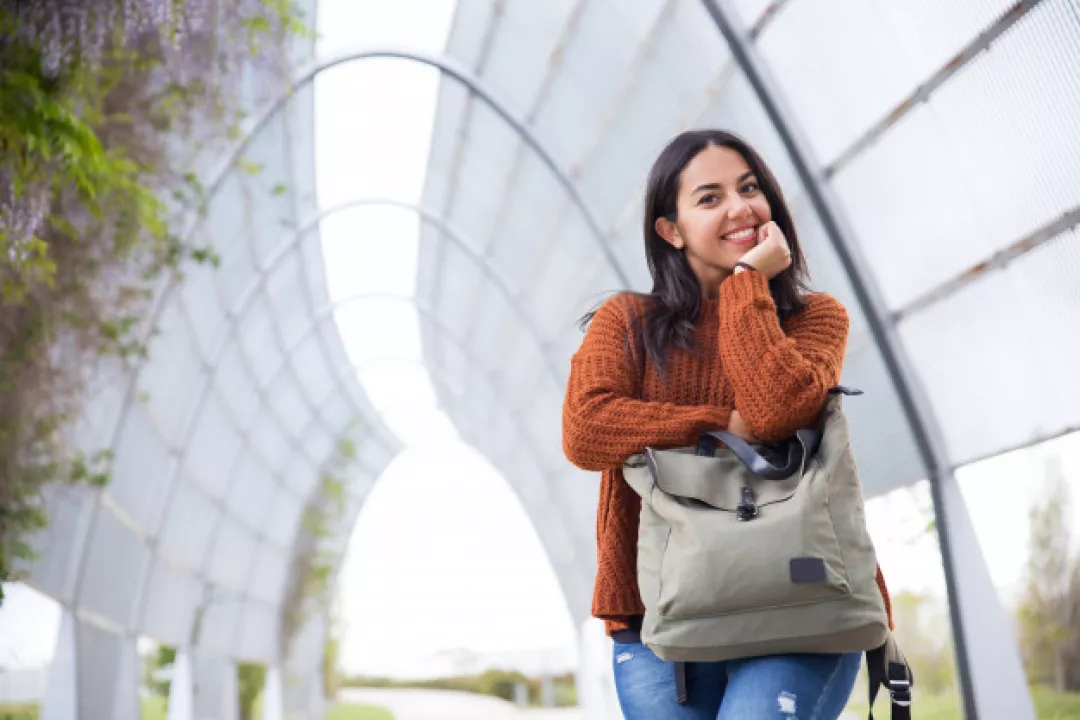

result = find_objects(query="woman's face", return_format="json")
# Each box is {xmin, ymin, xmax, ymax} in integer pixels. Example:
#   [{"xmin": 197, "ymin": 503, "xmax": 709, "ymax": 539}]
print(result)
[{"xmin": 656, "ymin": 144, "xmax": 773, "ymax": 295}]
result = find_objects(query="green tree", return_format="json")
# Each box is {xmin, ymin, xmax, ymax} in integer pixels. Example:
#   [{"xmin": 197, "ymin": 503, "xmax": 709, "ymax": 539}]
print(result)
[
  {"xmin": 150, "ymin": 645, "xmax": 177, "ymax": 697},
  {"xmin": 237, "ymin": 662, "xmax": 266, "ymax": 720},
  {"xmin": 0, "ymin": 0, "xmax": 310, "ymax": 606},
  {"xmin": 323, "ymin": 606, "xmax": 343, "ymax": 698},
  {"xmin": 889, "ymin": 591, "xmax": 956, "ymax": 696},
  {"xmin": 1018, "ymin": 455, "xmax": 1078, "ymax": 691}
]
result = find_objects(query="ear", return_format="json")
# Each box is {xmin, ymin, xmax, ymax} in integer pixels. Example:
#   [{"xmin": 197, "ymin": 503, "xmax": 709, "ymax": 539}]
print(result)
[{"xmin": 655, "ymin": 217, "xmax": 684, "ymax": 249}]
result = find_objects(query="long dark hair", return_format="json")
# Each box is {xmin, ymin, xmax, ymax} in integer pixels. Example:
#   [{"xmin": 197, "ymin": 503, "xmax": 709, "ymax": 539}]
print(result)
[{"xmin": 624, "ymin": 129, "xmax": 810, "ymax": 371}]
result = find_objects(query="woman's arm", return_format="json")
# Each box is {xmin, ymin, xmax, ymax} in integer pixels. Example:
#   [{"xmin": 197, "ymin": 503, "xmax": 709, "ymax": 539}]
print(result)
[
  {"xmin": 563, "ymin": 296, "xmax": 731, "ymax": 471},
  {"xmin": 718, "ymin": 271, "xmax": 849, "ymax": 442}
]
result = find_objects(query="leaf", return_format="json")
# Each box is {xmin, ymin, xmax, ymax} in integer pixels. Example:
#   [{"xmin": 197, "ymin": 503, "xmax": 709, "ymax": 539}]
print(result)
[{"xmin": 237, "ymin": 159, "xmax": 265, "ymax": 176}]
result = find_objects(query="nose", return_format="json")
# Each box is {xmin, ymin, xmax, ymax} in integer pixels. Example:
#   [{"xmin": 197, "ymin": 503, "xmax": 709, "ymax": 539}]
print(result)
[{"xmin": 725, "ymin": 194, "xmax": 754, "ymax": 223}]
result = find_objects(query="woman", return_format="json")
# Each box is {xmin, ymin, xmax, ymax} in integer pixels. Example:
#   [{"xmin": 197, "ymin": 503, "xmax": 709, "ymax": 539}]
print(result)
[{"xmin": 562, "ymin": 129, "xmax": 893, "ymax": 718}]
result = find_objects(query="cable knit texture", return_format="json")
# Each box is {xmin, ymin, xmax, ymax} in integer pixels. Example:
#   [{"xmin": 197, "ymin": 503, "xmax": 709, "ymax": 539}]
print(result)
[{"xmin": 562, "ymin": 270, "xmax": 894, "ymax": 636}]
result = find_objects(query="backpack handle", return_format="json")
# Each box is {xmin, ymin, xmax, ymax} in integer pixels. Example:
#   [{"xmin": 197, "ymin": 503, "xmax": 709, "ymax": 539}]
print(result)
[
  {"xmin": 696, "ymin": 387, "xmax": 862, "ymax": 479},
  {"xmin": 697, "ymin": 427, "xmax": 819, "ymax": 480}
]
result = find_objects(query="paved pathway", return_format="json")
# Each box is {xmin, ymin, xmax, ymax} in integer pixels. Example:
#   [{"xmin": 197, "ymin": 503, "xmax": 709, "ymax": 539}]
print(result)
[
  {"xmin": 338, "ymin": 687, "xmax": 582, "ymax": 719},
  {"xmin": 339, "ymin": 687, "xmax": 859, "ymax": 719}
]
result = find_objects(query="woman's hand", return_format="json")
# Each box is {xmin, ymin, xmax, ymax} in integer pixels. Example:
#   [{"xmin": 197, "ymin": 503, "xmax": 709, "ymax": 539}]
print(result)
[
  {"xmin": 736, "ymin": 221, "xmax": 791, "ymax": 279},
  {"xmin": 727, "ymin": 410, "xmax": 759, "ymax": 443}
]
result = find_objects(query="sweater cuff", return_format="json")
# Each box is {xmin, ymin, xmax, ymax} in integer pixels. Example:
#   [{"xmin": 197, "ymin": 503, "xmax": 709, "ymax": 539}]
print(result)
[
  {"xmin": 721, "ymin": 267, "xmax": 775, "ymax": 309},
  {"xmin": 714, "ymin": 404, "xmax": 733, "ymax": 430}
]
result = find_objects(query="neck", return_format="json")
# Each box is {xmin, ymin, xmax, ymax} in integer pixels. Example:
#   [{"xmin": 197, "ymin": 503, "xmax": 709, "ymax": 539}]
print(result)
[{"xmin": 699, "ymin": 270, "xmax": 730, "ymax": 299}]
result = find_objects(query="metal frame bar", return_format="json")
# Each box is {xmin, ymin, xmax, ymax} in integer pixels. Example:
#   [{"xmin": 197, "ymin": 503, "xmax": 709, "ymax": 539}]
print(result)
[
  {"xmin": 700, "ymin": 1, "xmax": 1035, "ymax": 717},
  {"xmin": 747, "ymin": 0, "xmax": 794, "ymax": 40},
  {"xmin": 825, "ymin": 0, "xmax": 1043, "ymax": 177},
  {"xmin": 896, "ymin": 203, "xmax": 1080, "ymax": 321}
]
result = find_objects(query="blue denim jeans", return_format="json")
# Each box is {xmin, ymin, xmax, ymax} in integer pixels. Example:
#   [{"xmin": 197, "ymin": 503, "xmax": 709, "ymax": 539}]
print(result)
[{"xmin": 613, "ymin": 640, "xmax": 861, "ymax": 719}]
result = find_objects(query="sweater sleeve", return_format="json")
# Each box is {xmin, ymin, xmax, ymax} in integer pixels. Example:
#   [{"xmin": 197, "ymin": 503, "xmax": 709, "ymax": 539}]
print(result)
[
  {"xmin": 563, "ymin": 296, "xmax": 732, "ymax": 471},
  {"xmin": 718, "ymin": 271, "xmax": 849, "ymax": 442},
  {"xmin": 877, "ymin": 563, "xmax": 895, "ymax": 630}
]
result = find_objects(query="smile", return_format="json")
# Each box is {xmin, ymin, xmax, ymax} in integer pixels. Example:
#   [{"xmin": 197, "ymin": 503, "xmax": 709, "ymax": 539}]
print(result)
[{"xmin": 722, "ymin": 226, "xmax": 757, "ymax": 244}]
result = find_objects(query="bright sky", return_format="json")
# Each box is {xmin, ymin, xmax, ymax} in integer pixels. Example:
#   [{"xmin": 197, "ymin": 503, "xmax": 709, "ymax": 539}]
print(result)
[{"xmin": 3, "ymin": 0, "xmax": 1080, "ymax": 694}]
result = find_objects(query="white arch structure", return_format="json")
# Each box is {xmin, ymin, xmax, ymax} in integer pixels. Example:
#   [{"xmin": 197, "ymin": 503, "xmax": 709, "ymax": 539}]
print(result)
[{"xmin": 22, "ymin": 0, "xmax": 1080, "ymax": 715}]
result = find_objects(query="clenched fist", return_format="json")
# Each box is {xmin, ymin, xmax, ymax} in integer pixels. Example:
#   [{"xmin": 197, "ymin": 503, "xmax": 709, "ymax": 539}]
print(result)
[{"xmin": 737, "ymin": 221, "xmax": 791, "ymax": 279}]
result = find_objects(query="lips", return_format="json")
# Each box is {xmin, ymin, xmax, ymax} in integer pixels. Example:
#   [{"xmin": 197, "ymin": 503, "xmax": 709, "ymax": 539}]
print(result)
[{"xmin": 722, "ymin": 225, "xmax": 758, "ymax": 246}]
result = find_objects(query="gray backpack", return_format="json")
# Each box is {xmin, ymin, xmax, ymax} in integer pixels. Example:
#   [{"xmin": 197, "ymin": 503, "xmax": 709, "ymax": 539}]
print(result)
[{"xmin": 623, "ymin": 387, "xmax": 913, "ymax": 718}]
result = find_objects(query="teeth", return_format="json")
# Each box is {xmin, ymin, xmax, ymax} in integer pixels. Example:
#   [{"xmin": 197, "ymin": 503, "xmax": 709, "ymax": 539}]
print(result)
[{"xmin": 724, "ymin": 228, "xmax": 756, "ymax": 241}]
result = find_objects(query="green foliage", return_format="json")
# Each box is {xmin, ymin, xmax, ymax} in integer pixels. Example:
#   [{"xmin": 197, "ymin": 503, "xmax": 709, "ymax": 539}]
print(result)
[
  {"xmin": 323, "ymin": 606, "xmax": 344, "ymax": 698},
  {"xmin": 0, "ymin": 695, "xmax": 172, "ymax": 720},
  {"xmin": 1018, "ymin": 456, "xmax": 1080, "ymax": 691},
  {"xmin": 0, "ymin": 1, "xmax": 309, "ymax": 606},
  {"xmin": 324, "ymin": 705, "xmax": 395, "ymax": 720},
  {"xmin": 237, "ymin": 662, "xmax": 267, "ymax": 720},
  {"xmin": 846, "ymin": 685, "xmax": 1080, "ymax": 720},
  {"xmin": 280, "ymin": 433, "xmax": 357, "ymax": 660},
  {"xmin": 149, "ymin": 645, "xmax": 177, "ymax": 697},
  {"xmin": 885, "ymin": 591, "xmax": 957, "ymax": 695},
  {"xmin": 342, "ymin": 671, "xmax": 579, "ymax": 709}
]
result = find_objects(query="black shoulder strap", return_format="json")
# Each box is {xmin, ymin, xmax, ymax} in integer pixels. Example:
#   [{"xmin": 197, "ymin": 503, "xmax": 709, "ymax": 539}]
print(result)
[
  {"xmin": 700, "ymin": 427, "xmax": 818, "ymax": 479},
  {"xmin": 867, "ymin": 634, "xmax": 913, "ymax": 720},
  {"xmin": 695, "ymin": 386, "xmax": 863, "ymax": 478}
]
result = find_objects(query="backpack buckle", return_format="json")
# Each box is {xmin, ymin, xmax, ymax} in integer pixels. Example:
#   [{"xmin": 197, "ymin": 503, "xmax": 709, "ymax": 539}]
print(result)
[
  {"xmin": 887, "ymin": 663, "xmax": 912, "ymax": 707},
  {"xmin": 888, "ymin": 683, "xmax": 912, "ymax": 707},
  {"xmin": 736, "ymin": 486, "xmax": 758, "ymax": 521}
]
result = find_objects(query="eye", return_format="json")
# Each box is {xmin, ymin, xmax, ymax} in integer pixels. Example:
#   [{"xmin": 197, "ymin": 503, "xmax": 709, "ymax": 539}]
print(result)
[
  {"xmin": 740, "ymin": 181, "xmax": 761, "ymax": 194},
  {"xmin": 698, "ymin": 193, "xmax": 719, "ymax": 205}
]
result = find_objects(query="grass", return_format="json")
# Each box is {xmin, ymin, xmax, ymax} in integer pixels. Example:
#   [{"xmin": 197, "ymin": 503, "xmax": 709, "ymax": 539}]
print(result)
[
  {"xmin": 326, "ymin": 703, "xmax": 395, "ymax": 720},
  {"xmin": 843, "ymin": 685, "xmax": 1080, "ymax": 719},
  {"xmin": 0, "ymin": 704, "xmax": 35, "ymax": 720},
  {"xmin": 140, "ymin": 695, "xmax": 167, "ymax": 720}
]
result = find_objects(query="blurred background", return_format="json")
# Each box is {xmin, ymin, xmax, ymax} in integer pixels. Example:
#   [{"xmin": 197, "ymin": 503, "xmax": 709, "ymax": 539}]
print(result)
[{"xmin": 0, "ymin": 1, "xmax": 1078, "ymax": 718}]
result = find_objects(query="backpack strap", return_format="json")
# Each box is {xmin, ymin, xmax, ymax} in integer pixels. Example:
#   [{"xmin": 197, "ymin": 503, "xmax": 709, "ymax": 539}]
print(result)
[
  {"xmin": 866, "ymin": 634, "xmax": 913, "ymax": 720},
  {"xmin": 674, "ymin": 661, "xmax": 688, "ymax": 704}
]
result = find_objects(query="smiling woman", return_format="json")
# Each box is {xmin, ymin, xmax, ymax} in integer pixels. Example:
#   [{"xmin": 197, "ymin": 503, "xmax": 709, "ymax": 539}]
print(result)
[{"xmin": 562, "ymin": 129, "xmax": 895, "ymax": 717}]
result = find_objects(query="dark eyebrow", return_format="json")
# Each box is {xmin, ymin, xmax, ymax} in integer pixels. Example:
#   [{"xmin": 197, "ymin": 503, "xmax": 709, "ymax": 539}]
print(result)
[{"xmin": 691, "ymin": 172, "xmax": 756, "ymax": 196}]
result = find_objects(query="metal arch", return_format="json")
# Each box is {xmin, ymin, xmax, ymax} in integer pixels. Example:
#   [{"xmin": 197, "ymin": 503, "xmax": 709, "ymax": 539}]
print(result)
[
  {"xmin": 128, "ymin": 203, "xmax": 582, "ymax": 651},
  {"xmin": 209, "ymin": 293, "xmax": 594, "ymax": 655},
  {"xmin": 78, "ymin": 42, "xmax": 622, "ymax": 606},
  {"xmin": 269, "ymin": 343, "xmax": 591, "ymax": 670},
  {"xmin": 240, "ymin": 197, "xmax": 566, "ymax": 388},
  {"xmin": 283, "ymin": 291, "xmax": 594, "ymax": 605},
  {"xmin": 115, "ymin": 278, "xmax": 400, "ymax": 637},
  {"xmin": 287, "ymin": 46, "xmax": 631, "ymax": 375},
  {"xmin": 699, "ymin": 2, "xmax": 1034, "ymax": 717},
  {"xmin": 250, "ymin": 46, "xmax": 629, "ymax": 288},
  {"xmin": 258, "ymin": 287, "xmax": 591, "ymax": 566},
  {"xmin": 136, "ymin": 235, "xmax": 591, "ymax": 654},
  {"xmin": 64, "ymin": 44, "xmax": 612, "ymax": 677},
  {"xmin": 123, "ymin": 332, "xmax": 398, "ymax": 644}
]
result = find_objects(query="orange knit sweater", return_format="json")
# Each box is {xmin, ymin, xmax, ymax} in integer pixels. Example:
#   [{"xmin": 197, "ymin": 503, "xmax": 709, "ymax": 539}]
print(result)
[{"xmin": 562, "ymin": 270, "xmax": 893, "ymax": 636}]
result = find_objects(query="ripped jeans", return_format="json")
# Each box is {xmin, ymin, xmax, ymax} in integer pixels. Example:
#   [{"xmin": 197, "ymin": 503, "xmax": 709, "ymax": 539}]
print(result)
[{"xmin": 613, "ymin": 640, "xmax": 860, "ymax": 719}]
